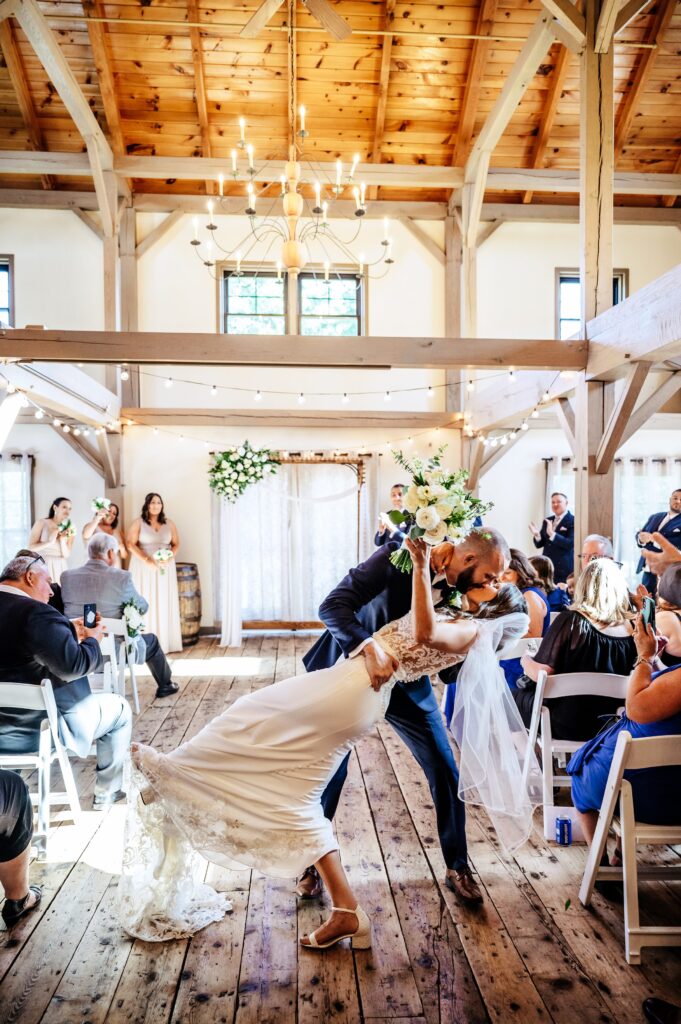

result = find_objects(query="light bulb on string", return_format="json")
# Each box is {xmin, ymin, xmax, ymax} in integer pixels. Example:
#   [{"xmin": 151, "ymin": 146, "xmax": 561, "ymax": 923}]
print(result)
[
  {"xmin": 542, "ymin": 389, "xmax": 550, "ymax": 402},
  {"xmin": 467, "ymin": 380, "xmax": 475, "ymax": 393},
  {"xmin": 427, "ymin": 386, "xmax": 434, "ymax": 398},
  {"xmin": 508, "ymin": 370, "xmax": 516, "ymax": 382},
  {"xmin": 53, "ymin": 418, "xmax": 61, "ymax": 427},
  {"xmin": 384, "ymin": 391, "xmax": 391, "ymax": 402},
  {"xmin": 500, "ymin": 435, "xmax": 508, "ymax": 446},
  {"xmin": 73, "ymin": 427, "xmax": 81, "ymax": 437},
  {"xmin": 153, "ymin": 428, "xmax": 159, "ymax": 436},
  {"xmin": 342, "ymin": 393, "xmax": 350, "ymax": 404},
  {"xmin": 531, "ymin": 408, "xmax": 539, "ymax": 419},
  {"xmin": 521, "ymin": 421, "xmax": 529, "ymax": 431},
  {"xmin": 62, "ymin": 424, "xmax": 71, "ymax": 434},
  {"xmin": 298, "ymin": 393, "xmax": 306, "ymax": 405},
  {"xmin": 34, "ymin": 408, "xmax": 44, "ymax": 420},
  {"xmin": 254, "ymin": 390, "xmax": 263, "ymax": 402},
  {"xmin": 489, "ymin": 437, "xmax": 497, "ymax": 448},
  {"xmin": 211, "ymin": 385, "xmax": 217, "ymax": 397},
  {"xmin": 120, "ymin": 366, "xmax": 130, "ymax": 381},
  {"xmin": 165, "ymin": 377, "xmax": 173, "ymax": 389}
]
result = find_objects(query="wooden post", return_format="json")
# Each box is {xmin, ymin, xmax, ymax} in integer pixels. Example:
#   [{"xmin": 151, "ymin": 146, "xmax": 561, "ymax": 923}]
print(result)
[
  {"xmin": 119, "ymin": 206, "xmax": 140, "ymax": 406},
  {"xmin": 444, "ymin": 214, "xmax": 462, "ymax": 412},
  {"xmin": 575, "ymin": 0, "xmax": 615, "ymax": 562},
  {"xmin": 103, "ymin": 233, "xmax": 118, "ymax": 332}
]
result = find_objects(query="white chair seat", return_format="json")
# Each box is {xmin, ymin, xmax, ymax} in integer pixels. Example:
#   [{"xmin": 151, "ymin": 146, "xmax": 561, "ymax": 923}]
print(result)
[{"xmin": 99, "ymin": 617, "xmax": 140, "ymax": 714}]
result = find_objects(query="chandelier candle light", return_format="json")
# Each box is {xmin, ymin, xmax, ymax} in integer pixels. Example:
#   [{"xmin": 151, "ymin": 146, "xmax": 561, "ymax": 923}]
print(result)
[{"xmin": 190, "ymin": 106, "xmax": 396, "ymax": 281}]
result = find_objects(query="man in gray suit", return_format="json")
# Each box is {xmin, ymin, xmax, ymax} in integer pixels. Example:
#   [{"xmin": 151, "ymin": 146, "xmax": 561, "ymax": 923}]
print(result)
[{"xmin": 61, "ymin": 534, "xmax": 178, "ymax": 699}]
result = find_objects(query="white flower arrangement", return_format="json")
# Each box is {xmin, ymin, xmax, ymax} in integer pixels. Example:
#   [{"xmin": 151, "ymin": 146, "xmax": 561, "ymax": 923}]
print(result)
[
  {"xmin": 153, "ymin": 547, "xmax": 174, "ymax": 575},
  {"xmin": 57, "ymin": 519, "xmax": 76, "ymax": 539},
  {"xmin": 122, "ymin": 599, "xmax": 146, "ymax": 638},
  {"xmin": 91, "ymin": 496, "xmax": 111, "ymax": 515},
  {"xmin": 388, "ymin": 445, "xmax": 494, "ymax": 573},
  {"xmin": 209, "ymin": 441, "xmax": 280, "ymax": 503}
]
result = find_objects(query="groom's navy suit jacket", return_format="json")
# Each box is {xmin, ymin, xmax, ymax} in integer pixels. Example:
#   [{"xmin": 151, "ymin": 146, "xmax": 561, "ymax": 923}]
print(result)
[
  {"xmin": 636, "ymin": 511, "xmax": 681, "ymax": 574},
  {"xmin": 303, "ymin": 539, "xmax": 457, "ymax": 711}
]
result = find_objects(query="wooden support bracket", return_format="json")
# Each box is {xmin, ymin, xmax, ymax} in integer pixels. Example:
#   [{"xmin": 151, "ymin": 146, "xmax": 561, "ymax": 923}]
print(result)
[{"xmin": 595, "ymin": 361, "xmax": 652, "ymax": 473}]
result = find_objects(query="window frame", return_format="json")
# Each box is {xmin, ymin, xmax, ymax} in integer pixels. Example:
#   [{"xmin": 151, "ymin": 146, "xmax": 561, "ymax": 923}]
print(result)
[
  {"xmin": 297, "ymin": 265, "xmax": 366, "ymax": 337},
  {"xmin": 554, "ymin": 267, "xmax": 629, "ymax": 340},
  {"xmin": 0, "ymin": 255, "xmax": 15, "ymax": 328},
  {"xmin": 217, "ymin": 262, "xmax": 288, "ymax": 336}
]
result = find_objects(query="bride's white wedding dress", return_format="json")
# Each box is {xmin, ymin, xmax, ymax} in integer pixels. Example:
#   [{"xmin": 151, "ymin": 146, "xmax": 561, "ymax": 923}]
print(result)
[{"xmin": 119, "ymin": 609, "xmax": 539, "ymax": 941}]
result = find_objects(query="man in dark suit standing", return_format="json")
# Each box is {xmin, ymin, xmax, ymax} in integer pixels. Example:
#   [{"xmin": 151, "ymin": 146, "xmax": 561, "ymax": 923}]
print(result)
[
  {"xmin": 374, "ymin": 482, "xmax": 408, "ymax": 546},
  {"xmin": 299, "ymin": 528, "xmax": 510, "ymax": 906},
  {"xmin": 0, "ymin": 553, "xmax": 132, "ymax": 809},
  {"xmin": 636, "ymin": 488, "xmax": 681, "ymax": 595},
  {"xmin": 530, "ymin": 492, "xmax": 574, "ymax": 583}
]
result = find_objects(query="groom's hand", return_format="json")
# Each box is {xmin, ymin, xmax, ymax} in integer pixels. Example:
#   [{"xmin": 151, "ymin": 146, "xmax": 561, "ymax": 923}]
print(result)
[{"xmin": 362, "ymin": 641, "xmax": 399, "ymax": 692}]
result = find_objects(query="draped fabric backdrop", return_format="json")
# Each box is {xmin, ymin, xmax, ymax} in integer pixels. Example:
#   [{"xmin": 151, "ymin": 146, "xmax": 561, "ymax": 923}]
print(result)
[
  {"xmin": 0, "ymin": 453, "xmax": 32, "ymax": 570},
  {"xmin": 214, "ymin": 458, "xmax": 379, "ymax": 647},
  {"xmin": 615, "ymin": 456, "xmax": 681, "ymax": 586},
  {"xmin": 544, "ymin": 456, "xmax": 575, "ymax": 509}
]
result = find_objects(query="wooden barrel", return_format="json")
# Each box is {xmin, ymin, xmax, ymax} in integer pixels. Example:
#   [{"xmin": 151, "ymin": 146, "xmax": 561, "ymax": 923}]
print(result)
[{"xmin": 176, "ymin": 562, "xmax": 202, "ymax": 647}]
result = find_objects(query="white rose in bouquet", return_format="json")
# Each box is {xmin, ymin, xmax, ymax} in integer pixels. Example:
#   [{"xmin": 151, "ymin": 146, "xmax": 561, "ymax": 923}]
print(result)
[
  {"xmin": 415, "ymin": 506, "xmax": 440, "ymax": 531},
  {"xmin": 403, "ymin": 486, "xmax": 421, "ymax": 513},
  {"xmin": 424, "ymin": 521, "xmax": 448, "ymax": 544},
  {"xmin": 434, "ymin": 500, "xmax": 453, "ymax": 520}
]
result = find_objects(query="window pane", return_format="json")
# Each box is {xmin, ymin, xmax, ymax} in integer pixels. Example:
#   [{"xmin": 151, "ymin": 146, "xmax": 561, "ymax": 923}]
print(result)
[
  {"xmin": 223, "ymin": 272, "xmax": 285, "ymax": 334},
  {"xmin": 559, "ymin": 279, "xmax": 581, "ymax": 320},
  {"xmin": 298, "ymin": 272, "xmax": 361, "ymax": 335},
  {"xmin": 300, "ymin": 316, "xmax": 359, "ymax": 337},
  {"xmin": 559, "ymin": 318, "xmax": 580, "ymax": 340},
  {"xmin": 227, "ymin": 314, "xmax": 285, "ymax": 335}
]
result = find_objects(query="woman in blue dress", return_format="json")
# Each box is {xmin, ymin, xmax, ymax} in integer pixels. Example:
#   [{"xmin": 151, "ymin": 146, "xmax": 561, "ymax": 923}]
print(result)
[
  {"xmin": 498, "ymin": 549, "xmax": 550, "ymax": 690},
  {"xmin": 568, "ymin": 614, "xmax": 681, "ymax": 865},
  {"xmin": 530, "ymin": 555, "xmax": 571, "ymax": 614}
]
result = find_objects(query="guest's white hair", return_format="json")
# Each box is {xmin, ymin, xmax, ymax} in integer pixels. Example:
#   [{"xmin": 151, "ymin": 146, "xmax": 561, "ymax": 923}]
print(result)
[
  {"xmin": 88, "ymin": 532, "xmax": 119, "ymax": 560},
  {"xmin": 0, "ymin": 555, "xmax": 41, "ymax": 581},
  {"xmin": 583, "ymin": 533, "xmax": 614, "ymax": 558}
]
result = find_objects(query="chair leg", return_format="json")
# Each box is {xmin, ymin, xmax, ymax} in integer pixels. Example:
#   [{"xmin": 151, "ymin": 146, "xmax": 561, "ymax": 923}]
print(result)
[
  {"xmin": 128, "ymin": 661, "xmax": 140, "ymax": 715},
  {"xmin": 620, "ymin": 783, "xmax": 641, "ymax": 965},
  {"xmin": 54, "ymin": 741, "xmax": 81, "ymax": 821},
  {"xmin": 37, "ymin": 726, "xmax": 51, "ymax": 854}
]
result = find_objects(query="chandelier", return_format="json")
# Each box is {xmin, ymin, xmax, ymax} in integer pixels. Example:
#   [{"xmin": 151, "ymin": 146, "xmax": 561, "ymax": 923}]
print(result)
[{"xmin": 189, "ymin": 109, "xmax": 396, "ymax": 282}]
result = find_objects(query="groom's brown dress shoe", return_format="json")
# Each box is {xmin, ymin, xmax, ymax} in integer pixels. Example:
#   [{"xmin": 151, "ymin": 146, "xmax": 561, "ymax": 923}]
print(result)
[
  {"xmin": 445, "ymin": 867, "xmax": 483, "ymax": 904},
  {"xmin": 296, "ymin": 866, "xmax": 323, "ymax": 899}
]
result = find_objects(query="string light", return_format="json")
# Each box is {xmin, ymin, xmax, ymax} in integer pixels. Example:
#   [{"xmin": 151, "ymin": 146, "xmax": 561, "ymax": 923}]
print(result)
[
  {"xmin": 34, "ymin": 409, "xmax": 44, "ymax": 420},
  {"xmin": 427, "ymin": 386, "xmax": 434, "ymax": 398},
  {"xmin": 254, "ymin": 390, "xmax": 262, "ymax": 402},
  {"xmin": 467, "ymin": 380, "xmax": 475, "ymax": 393},
  {"xmin": 342, "ymin": 393, "xmax": 350, "ymax": 404},
  {"xmin": 384, "ymin": 391, "xmax": 391, "ymax": 402},
  {"xmin": 120, "ymin": 366, "xmax": 130, "ymax": 382},
  {"xmin": 211, "ymin": 385, "xmax": 218, "ymax": 397},
  {"xmin": 165, "ymin": 377, "xmax": 173, "ymax": 389},
  {"xmin": 298, "ymin": 393, "xmax": 306, "ymax": 404}
]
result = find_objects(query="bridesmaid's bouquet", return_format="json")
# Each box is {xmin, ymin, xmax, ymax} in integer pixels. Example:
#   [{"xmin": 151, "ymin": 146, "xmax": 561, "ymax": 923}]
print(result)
[
  {"xmin": 91, "ymin": 496, "xmax": 111, "ymax": 515},
  {"xmin": 153, "ymin": 548, "xmax": 174, "ymax": 575},
  {"xmin": 57, "ymin": 519, "xmax": 76, "ymax": 539},
  {"xmin": 388, "ymin": 446, "xmax": 493, "ymax": 573},
  {"xmin": 209, "ymin": 441, "xmax": 280, "ymax": 503}
]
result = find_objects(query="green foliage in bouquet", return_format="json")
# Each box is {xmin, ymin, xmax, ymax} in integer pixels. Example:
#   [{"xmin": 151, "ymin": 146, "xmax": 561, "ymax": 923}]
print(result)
[
  {"xmin": 209, "ymin": 441, "xmax": 280, "ymax": 503},
  {"xmin": 389, "ymin": 445, "xmax": 494, "ymax": 573}
]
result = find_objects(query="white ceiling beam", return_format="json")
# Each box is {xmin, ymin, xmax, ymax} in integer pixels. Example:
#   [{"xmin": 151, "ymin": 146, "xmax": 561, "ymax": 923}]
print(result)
[
  {"xmin": 123, "ymin": 409, "xmax": 462, "ymax": 429},
  {"xmin": 398, "ymin": 218, "xmax": 444, "ymax": 266},
  {"xmin": 619, "ymin": 372, "xmax": 681, "ymax": 446},
  {"xmin": 0, "ymin": 362, "xmax": 120, "ymax": 426},
  {"xmin": 554, "ymin": 395, "xmax": 576, "ymax": 454},
  {"xmin": 51, "ymin": 423, "xmax": 105, "ymax": 477},
  {"xmin": 480, "ymin": 203, "xmax": 681, "ymax": 225},
  {"xmin": 595, "ymin": 361, "xmax": 652, "ymax": 472},
  {"xmin": 0, "ymin": 391, "xmax": 24, "ymax": 447},
  {"xmin": 135, "ymin": 211, "xmax": 184, "ymax": 260}
]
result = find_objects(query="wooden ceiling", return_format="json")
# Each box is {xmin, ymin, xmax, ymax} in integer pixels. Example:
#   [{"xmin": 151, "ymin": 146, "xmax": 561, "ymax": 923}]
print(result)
[{"xmin": 0, "ymin": 0, "xmax": 679, "ymax": 204}]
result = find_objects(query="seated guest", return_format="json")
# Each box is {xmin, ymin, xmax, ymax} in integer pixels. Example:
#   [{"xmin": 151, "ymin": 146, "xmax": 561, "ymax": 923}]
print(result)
[
  {"xmin": 579, "ymin": 533, "xmax": 614, "ymax": 567},
  {"xmin": 375, "ymin": 482, "xmax": 408, "ymax": 547},
  {"xmin": 0, "ymin": 554, "xmax": 131, "ymax": 810},
  {"xmin": 61, "ymin": 534, "xmax": 179, "ymax": 699},
  {"xmin": 567, "ymin": 616, "xmax": 681, "ymax": 860},
  {"xmin": 499, "ymin": 549, "xmax": 550, "ymax": 690},
  {"xmin": 636, "ymin": 488, "xmax": 681, "ymax": 596},
  {"xmin": 515, "ymin": 558, "xmax": 637, "ymax": 741},
  {"xmin": 557, "ymin": 571, "xmax": 575, "ymax": 600},
  {"xmin": 530, "ymin": 555, "xmax": 570, "ymax": 613},
  {"xmin": 657, "ymin": 565, "xmax": 681, "ymax": 668},
  {"xmin": 0, "ymin": 768, "xmax": 41, "ymax": 927},
  {"xmin": 16, "ymin": 548, "xmax": 63, "ymax": 613},
  {"xmin": 530, "ymin": 492, "xmax": 574, "ymax": 583}
]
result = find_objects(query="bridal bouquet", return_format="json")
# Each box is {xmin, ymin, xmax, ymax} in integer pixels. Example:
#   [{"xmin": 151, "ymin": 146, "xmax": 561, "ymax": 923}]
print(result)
[
  {"xmin": 209, "ymin": 441, "xmax": 279, "ymax": 503},
  {"xmin": 57, "ymin": 519, "xmax": 76, "ymax": 539},
  {"xmin": 122, "ymin": 599, "xmax": 146, "ymax": 638},
  {"xmin": 153, "ymin": 548, "xmax": 174, "ymax": 575},
  {"xmin": 388, "ymin": 446, "xmax": 493, "ymax": 573},
  {"xmin": 91, "ymin": 496, "xmax": 111, "ymax": 515}
]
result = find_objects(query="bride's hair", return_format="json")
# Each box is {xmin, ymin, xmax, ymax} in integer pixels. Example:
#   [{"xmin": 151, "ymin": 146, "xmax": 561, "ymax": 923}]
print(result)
[{"xmin": 475, "ymin": 583, "xmax": 528, "ymax": 621}]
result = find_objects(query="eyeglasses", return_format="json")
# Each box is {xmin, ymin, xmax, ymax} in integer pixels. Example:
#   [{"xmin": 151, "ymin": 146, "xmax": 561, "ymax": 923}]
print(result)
[
  {"xmin": 579, "ymin": 553, "xmax": 623, "ymax": 568},
  {"xmin": 24, "ymin": 554, "xmax": 46, "ymax": 572}
]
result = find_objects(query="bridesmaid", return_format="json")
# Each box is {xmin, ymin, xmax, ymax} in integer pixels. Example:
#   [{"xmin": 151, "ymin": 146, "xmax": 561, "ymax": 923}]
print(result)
[
  {"xmin": 27, "ymin": 497, "xmax": 75, "ymax": 584},
  {"xmin": 82, "ymin": 501, "xmax": 127, "ymax": 567},
  {"xmin": 127, "ymin": 493, "xmax": 182, "ymax": 654}
]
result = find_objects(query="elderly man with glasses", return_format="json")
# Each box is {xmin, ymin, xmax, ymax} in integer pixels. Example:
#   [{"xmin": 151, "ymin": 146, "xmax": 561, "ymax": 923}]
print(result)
[
  {"xmin": 579, "ymin": 534, "xmax": 624, "ymax": 569},
  {"xmin": 0, "ymin": 553, "xmax": 132, "ymax": 810}
]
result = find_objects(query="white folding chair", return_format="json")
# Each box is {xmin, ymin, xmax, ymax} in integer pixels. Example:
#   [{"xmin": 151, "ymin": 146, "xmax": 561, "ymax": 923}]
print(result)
[
  {"xmin": 100, "ymin": 617, "xmax": 140, "ymax": 714},
  {"xmin": 526, "ymin": 671, "xmax": 629, "ymax": 840},
  {"xmin": 496, "ymin": 636, "xmax": 540, "ymax": 662},
  {"xmin": 549, "ymin": 611, "xmax": 561, "ymax": 625},
  {"xmin": 579, "ymin": 730, "xmax": 681, "ymax": 964},
  {"xmin": 0, "ymin": 679, "xmax": 81, "ymax": 858}
]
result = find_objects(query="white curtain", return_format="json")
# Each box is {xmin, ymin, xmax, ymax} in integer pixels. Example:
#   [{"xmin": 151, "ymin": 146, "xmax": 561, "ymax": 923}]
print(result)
[
  {"xmin": 0, "ymin": 453, "xmax": 31, "ymax": 570},
  {"xmin": 615, "ymin": 457, "xmax": 681, "ymax": 586},
  {"xmin": 544, "ymin": 457, "xmax": 575, "ymax": 508},
  {"xmin": 214, "ymin": 461, "xmax": 368, "ymax": 640}
]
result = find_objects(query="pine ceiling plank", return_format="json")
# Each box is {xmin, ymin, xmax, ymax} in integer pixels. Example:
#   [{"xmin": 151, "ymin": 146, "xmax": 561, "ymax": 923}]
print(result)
[
  {"xmin": 522, "ymin": 42, "xmax": 570, "ymax": 203},
  {"xmin": 0, "ymin": 19, "xmax": 54, "ymax": 188},
  {"xmin": 368, "ymin": 0, "xmax": 395, "ymax": 199},
  {"xmin": 451, "ymin": 0, "xmax": 500, "ymax": 168}
]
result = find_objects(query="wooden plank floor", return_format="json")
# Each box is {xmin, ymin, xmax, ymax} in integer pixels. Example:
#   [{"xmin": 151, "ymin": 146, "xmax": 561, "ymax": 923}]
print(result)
[{"xmin": 1, "ymin": 634, "xmax": 680, "ymax": 1024}]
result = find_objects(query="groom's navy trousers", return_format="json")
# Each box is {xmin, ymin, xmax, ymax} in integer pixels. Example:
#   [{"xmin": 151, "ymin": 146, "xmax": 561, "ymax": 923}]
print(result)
[{"xmin": 303, "ymin": 541, "xmax": 468, "ymax": 871}]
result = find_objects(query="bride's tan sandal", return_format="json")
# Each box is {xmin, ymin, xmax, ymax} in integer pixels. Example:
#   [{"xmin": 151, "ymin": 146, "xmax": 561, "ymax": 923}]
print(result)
[{"xmin": 300, "ymin": 905, "xmax": 372, "ymax": 950}]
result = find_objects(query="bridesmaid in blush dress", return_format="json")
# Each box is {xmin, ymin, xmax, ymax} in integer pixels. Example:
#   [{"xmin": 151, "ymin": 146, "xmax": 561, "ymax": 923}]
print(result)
[
  {"xmin": 27, "ymin": 497, "xmax": 75, "ymax": 584},
  {"xmin": 127, "ymin": 493, "xmax": 182, "ymax": 653}
]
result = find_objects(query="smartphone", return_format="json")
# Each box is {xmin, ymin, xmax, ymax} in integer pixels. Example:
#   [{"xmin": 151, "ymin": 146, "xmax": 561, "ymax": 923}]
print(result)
[
  {"xmin": 83, "ymin": 603, "xmax": 97, "ymax": 629},
  {"xmin": 641, "ymin": 596, "xmax": 656, "ymax": 632}
]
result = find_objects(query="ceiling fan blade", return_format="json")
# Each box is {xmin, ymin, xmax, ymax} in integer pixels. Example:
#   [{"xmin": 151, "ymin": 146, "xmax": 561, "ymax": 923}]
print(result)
[
  {"xmin": 303, "ymin": 0, "xmax": 352, "ymax": 40},
  {"xmin": 240, "ymin": 0, "xmax": 286, "ymax": 38}
]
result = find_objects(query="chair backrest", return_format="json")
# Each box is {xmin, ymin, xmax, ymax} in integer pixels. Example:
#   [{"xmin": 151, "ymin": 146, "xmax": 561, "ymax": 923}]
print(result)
[
  {"xmin": 542, "ymin": 672, "xmax": 629, "ymax": 701},
  {"xmin": 549, "ymin": 611, "xmax": 561, "ymax": 625},
  {"xmin": 497, "ymin": 636, "xmax": 540, "ymax": 662},
  {"xmin": 100, "ymin": 617, "xmax": 126, "ymax": 637},
  {"xmin": 0, "ymin": 678, "xmax": 61, "ymax": 738},
  {"xmin": 619, "ymin": 731, "xmax": 681, "ymax": 772}
]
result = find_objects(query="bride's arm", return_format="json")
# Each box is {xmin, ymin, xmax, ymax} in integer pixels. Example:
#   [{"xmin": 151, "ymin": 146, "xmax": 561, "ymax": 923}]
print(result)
[{"xmin": 405, "ymin": 538, "xmax": 478, "ymax": 655}]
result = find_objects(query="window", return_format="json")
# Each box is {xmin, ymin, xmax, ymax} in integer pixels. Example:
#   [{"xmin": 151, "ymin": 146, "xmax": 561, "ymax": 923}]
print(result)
[
  {"xmin": 615, "ymin": 457, "xmax": 681, "ymax": 585},
  {"xmin": 222, "ymin": 271, "xmax": 286, "ymax": 334},
  {"xmin": 298, "ymin": 272, "xmax": 362, "ymax": 336},
  {"xmin": 556, "ymin": 269, "xmax": 628, "ymax": 339},
  {"xmin": 0, "ymin": 454, "xmax": 32, "ymax": 570},
  {"xmin": 0, "ymin": 257, "xmax": 14, "ymax": 328}
]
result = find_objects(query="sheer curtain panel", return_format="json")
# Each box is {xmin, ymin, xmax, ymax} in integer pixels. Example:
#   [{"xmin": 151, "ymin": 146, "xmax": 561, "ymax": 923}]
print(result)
[
  {"xmin": 615, "ymin": 457, "xmax": 681, "ymax": 585},
  {"xmin": 0, "ymin": 454, "xmax": 31, "ymax": 570}
]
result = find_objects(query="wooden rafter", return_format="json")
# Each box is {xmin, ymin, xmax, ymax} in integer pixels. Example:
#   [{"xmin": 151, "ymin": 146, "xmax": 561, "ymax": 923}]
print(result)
[
  {"xmin": 0, "ymin": 19, "xmax": 53, "ymax": 189},
  {"xmin": 614, "ymin": 0, "xmax": 677, "ymax": 158},
  {"xmin": 615, "ymin": 0, "xmax": 655, "ymax": 34},
  {"xmin": 451, "ymin": 0, "xmax": 499, "ymax": 168},
  {"xmin": 367, "ymin": 0, "xmax": 396, "ymax": 200},
  {"xmin": 595, "ymin": 361, "xmax": 652, "ymax": 472},
  {"xmin": 619, "ymin": 372, "xmax": 681, "ymax": 445},
  {"xmin": 540, "ymin": 0, "xmax": 586, "ymax": 46},
  {"xmin": 663, "ymin": 151, "xmax": 681, "ymax": 209},
  {"xmin": 594, "ymin": 0, "xmax": 621, "ymax": 51},
  {"xmin": 522, "ymin": 44, "xmax": 571, "ymax": 204},
  {"xmin": 187, "ymin": 0, "xmax": 214, "ymax": 195},
  {"xmin": 82, "ymin": 0, "xmax": 124, "ymax": 156}
]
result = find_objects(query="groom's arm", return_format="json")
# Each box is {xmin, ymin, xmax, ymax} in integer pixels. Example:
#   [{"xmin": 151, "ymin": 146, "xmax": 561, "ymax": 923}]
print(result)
[{"xmin": 319, "ymin": 543, "xmax": 400, "ymax": 658}]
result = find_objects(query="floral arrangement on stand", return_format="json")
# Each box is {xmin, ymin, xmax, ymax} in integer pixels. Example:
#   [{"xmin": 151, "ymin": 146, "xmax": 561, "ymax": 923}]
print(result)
[
  {"xmin": 91, "ymin": 497, "xmax": 111, "ymax": 515},
  {"xmin": 153, "ymin": 548, "xmax": 174, "ymax": 575},
  {"xmin": 388, "ymin": 446, "xmax": 493, "ymax": 573},
  {"xmin": 208, "ymin": 441, "xmax": 280, "ymax": 503}
]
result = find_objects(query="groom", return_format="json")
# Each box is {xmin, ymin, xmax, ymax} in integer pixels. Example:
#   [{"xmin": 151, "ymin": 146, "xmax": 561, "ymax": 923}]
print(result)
[{"xmin": 301, "ymin": 527, "xmax": 510, "ymax": 904}]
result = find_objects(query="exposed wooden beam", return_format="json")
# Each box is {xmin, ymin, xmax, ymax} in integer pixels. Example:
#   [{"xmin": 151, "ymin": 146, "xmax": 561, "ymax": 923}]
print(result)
[
  {"xmin": 594, "ymin": 0, "xmax": 620, "ymax": 51},
  {"xmin": 466, "ymin": 437, "xmax": 485, "ymax": 492},
  {"xmin": 82, "ymin": 0, "xmax": 124, "ymax": 157},
  {"xmin": 103, "ymin": 234, "xmax": 117, "ymax": 331},
  {"xmin": 479, "ymin": 429, "xmax": 523, "ymax": 477},
  {"xmin": 574, "ymin": 376, "xmax": 616, "ymax": 553},
  {"xmin": 662, "ymin": 151, "xmax": 681, "ymax": 209},
  {"xmin": 476, "ymin": 219, "xmax": 502, "ymax": 247},
  {"xmin": 0, "ymin": 361, "xmax": 120, "ymax": 426},
  {"xmin": 451, "ymin": 0, "xmax": 499, "ymax": 168},
  {"xmin": 614, "ymin": 0, "xmax": 677, "ymax": 158},
  {"xmin": 124, "ymin": 409, "xmax": 462, "ymax": 429},
  {"xmin": 0, "ymin": 19, "xmax": 53, "ymax": 189},
  {"xmin": 135, "ymin": 211, "xmax": 184, "ymax": 259},
  {"xmin": 614, "ymin": 0, "xmax": 654, "ymax": 34},
  {"xmin": 555, "ymin": 395, "xmax": 577, "ymax": 454},
  {"xmin": 595, "ymin": 361, "xmax": 652, "ymax": 472},
  {"xmin": 72, "ymin": 209, "xmax": 104, "ymax": 241},
  {"xmin": 399, "ymin": 218, "xmax": 444, "ymax": 265},
  {"xmin": 0, "ymin": 391, "xmax": 23, "ymax": 448},
  {"xmin": 368, "ymin": 0, "xmax": 396, "ymax": 200},
  {"xmin": 619, "ymin": 372, "xmax": 681, "ymax": 446},
  {"xmin": 540, "ymin": 0, "xmax": 586, "ymax": 46},
  {"xmin": 444, "ymin": 214, "xmax": 462, "ymax": 412},
  {"xmin": 481, "ymin": 202, "xmax": 681, "ymax": 225},
  {"xmin": 468, "ymin": 370, "xmax": 569, "ymax": 432},
  {"xmin": 0, "ymin": 330, "xmax": 588, "ymax": 370},
  {"xmin": 52, "ymin": 423, "xmax": 105, "ymax": 477},
  {"xmin": 119, "ymin": 207, "xmax": 137, "ymax": 333},
  {"xmin": 187, "ymin": 0, "xmax": 213, "ymax": 195},
  {"xmin": 523, "ymin": 45, "xmax": 571, "ymax": 203},
  {"xmin": 97, "ymin": 429, "xmax": 118, "ymax": 489},
  {"xmin": 463, "ymin": 12, "xmax": 556, "ymax": 246}
]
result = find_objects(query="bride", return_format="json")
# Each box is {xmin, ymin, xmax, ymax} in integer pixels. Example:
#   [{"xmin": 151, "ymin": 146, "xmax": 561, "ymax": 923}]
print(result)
[{"xmin": 121, "ymin": 537, "xmax": 540, "ymax": 948}]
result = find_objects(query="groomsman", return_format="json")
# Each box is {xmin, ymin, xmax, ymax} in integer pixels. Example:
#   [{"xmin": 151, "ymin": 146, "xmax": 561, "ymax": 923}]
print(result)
[
  {"xmin": 529, "ymin": 492, "xmax": 574, "ymax": 583},
  {"xmin": 374, "ymin": 482, "xmax": 408, "ymax": 546},
  {"xmin": 636, "ymin": 489, "xmax": 681, "ymax": 595}
]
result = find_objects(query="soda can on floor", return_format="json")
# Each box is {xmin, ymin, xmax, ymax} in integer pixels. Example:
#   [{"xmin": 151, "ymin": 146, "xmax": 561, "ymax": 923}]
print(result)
[{"xmin": 555, "ymin": 816, "xmax": 572, "ymax": 845}]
